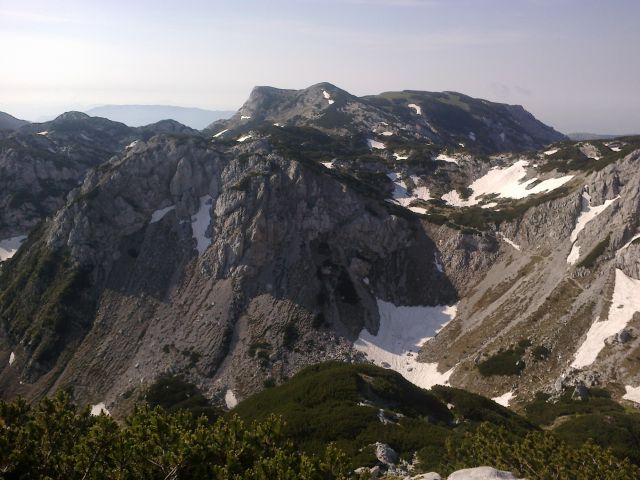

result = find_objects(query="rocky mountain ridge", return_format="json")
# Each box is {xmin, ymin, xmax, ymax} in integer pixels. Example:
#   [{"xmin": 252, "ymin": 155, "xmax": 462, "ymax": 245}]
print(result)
[{"xmin": 0, "ymin": 84, "xmax": 638, "ymax": 421}]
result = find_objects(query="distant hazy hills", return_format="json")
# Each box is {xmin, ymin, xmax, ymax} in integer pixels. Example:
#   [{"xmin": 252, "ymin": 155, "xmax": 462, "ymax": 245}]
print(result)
[{"xmin": 84, "ymin": 105, "xmax": 235, "ymax": 129}]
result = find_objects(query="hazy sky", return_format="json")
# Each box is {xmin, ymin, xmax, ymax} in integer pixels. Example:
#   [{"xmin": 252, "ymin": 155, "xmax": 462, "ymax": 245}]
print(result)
[{"xmin": 1, "ymin": 0, "xmax": 638, "ymax": 133}]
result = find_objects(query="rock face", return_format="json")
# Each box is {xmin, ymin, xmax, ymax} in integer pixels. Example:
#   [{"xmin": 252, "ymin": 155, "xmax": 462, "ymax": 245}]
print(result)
[
  {"xmin": 447, "ymin": 467, "xmax": 522, "ymax": 480},
  {"xmin": 0, "ymin": 113, "xmax": 198, "ymax": 240},
  {"xmin": 0, "ymin": 83, "xmax": 638, "ymax": 416},
  {"xmin": 0, "ymin": 111, "xmax": 28, "ymax": 131}
]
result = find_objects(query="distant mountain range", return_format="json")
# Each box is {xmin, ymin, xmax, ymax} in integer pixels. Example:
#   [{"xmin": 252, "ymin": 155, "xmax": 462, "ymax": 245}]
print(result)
[
  {"xmin": 84, "ymin": 105, "xmax": 235, "ymax": 129},
  {"xmin": 0, "ymin": 111, "xmax": 28, "ymax": 130}
]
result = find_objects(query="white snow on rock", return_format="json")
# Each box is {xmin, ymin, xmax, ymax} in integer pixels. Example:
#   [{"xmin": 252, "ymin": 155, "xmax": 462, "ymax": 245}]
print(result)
[
  {"xmin": 441, "ymin": 160, "xmax": 573, "ymax": 207},
  {"xmin": 492, "ymin": 391, "xmax": 515, "ymax": 407},
  {"xmin": 409, "ymin": 207, "xmax": 428, "ymax": 215},
  {"xmin": 37, "ymin": 131, "xmax": 49, "ymax": 136},
  {"xmin": 354, "ymin": 299, "xmax": 458, "ymax": 389},
  {"xmin": 499, "ymin": 234, "xmax": 521, "ymax": 251},
  {"xmin": 393, "ymin": 152, "xmax": 409, "ymax": 161},
  {"xmin": 90, "ymin": 403, "xmax": 110, "ymax": 416},
  {"xmin": 0, "ymin": 235, "xmax": 27, "ymax": 262},
  {"xmin": 468, "ymin": 132, "xmax": 476, "ymax": 141},
  {"xmin": 225, "ymin": 389, "xmax": 238, "ymax": 409},
  {"xmin": 237, "ymin": 134, "xmax": 252, "ymax": 142},
  {"xmin": 618, "ymin": 232, "xmax": 640, "ymax": 253},
  {"xmin": 447, "ymin": 466, "xmax": 522, "ymax": 480},
  {"xmin": 387, "ymin": 173, "xmax": 431, "ymax": 208},
  {"xmin": 381, "ymin": 131, "xmax": 393, "ymax": 136},
  {"xmin": 408, "ymin": 103, "xmax": 422, "ymax": 115},
  {"xmin": 482, "ymin": 202, "xmax": 498, "ymax": 209},
  {"xmin": 322, "ymin": 90, "xmax": 335, "ymax": 105},
  {"xmin": 544, "ymin": 148, "xmax": 558, "ymax": 156},
  {"xmin": 623, "ymin": 385, "xmax": 640, "ymax": 404},
  {"xmin": 213, "ymin": 128, "xmax": 229, "ymax": 138},
  {"xmin": 321, "ymin": 160, "xmax": 335, "ymax": 169},
  {"xmin": 150, "ymin": 205, "xmax": 176, "ymax": 224},
  {"xmin": 609, "ymin": 145, "xmax": 622, "ymax": 152},
  {"xmin": 240, "ymin": 115, "xmax": 251, "ymax": 120},
  {"xmin": 571, "ymin": 269, "xmax": 640, "ymax": 369},
  {"xmin": 9, "ymin": 352, "xmax": 15, "ymax": 366},
  {"xmin": 367, "ymin": 138, "xmax": 386, "ymax": 150},
  {"xmin": 125, "ymin": 140, "xmax": 140, "ymax": 149},
  {"xmin": 566, "ymin": 244, "xmax": 581, "ymax": 265},
  {"xmin": 191, "ymin": 196, "xmax": 213, "ymax": 255},
  {"xmin": 569, "ymin": 192, "xmax": 619, "ymax": 242},
  {"xmin": 435, "ymin": 153, "xmax": 459, "ymax": 164}
]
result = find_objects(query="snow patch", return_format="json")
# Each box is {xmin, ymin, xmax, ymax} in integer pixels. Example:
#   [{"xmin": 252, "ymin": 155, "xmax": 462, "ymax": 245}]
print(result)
[
  {"xmin": 381, "ymin": 131, "xmax": 393, "ymax": 136},
  {"xmin": 321, "ymin": 160, "xmax": 335, "ymax": 169},
  {"xmin": 0, "ymin": 235, "xmax": 27, "ymax": 262},
  {"xmin": 237, "ymin": 134, "xmax": 252, "ymax": 142},
  {"xmin": 322, "ymin": 90, "xmax": 335, "ymax": 105},
  {"xmin": 566, "ymin": 244, "xmax": 581, "ymax": 265},
  {"xmin": 623, "ymin": 385, "xmax": 640, "ymax": 404},
  {"xmin": 191, "ymin": 196, "xmax": 213, "ymax": 255},
  {"xmin": 387, "ymin": 173, "xmax": 431, "ymax": 208},
  {"xmin": 126, "ymin": 140, "xmax": 139, "ymax": 149},
  {"xmin": 408, "ymin": 103, "xmax": 422, "ymax": 115},
  {"xmin": 240, "ymin": 115, "xmax": 251, "ymax": 120},
  {"xmin": 37, "ymin": 131, "xmax": 49, "ymax": 136},
  {"xmin": 90, "ymin": 403, "xmax": 110, "ymax": 416},
  {"xmin": 571, "ymin": 269, "xmax": 640, "ymax": 369},
  {"xmin": 499, "ymin": 234, "xmax": 521, "ymax": 251},
  {"xmin": 435, "ymin": 153, "xmax": 459, "ymax": 164},
  {"xmin": 544, "ymin": 148, "xmax": 558, "ymax": 156},
  {"xmin": 9, "ymin": 352, "xmax": 15, "ymax": 366},
  {"xmin": 225, "ymin": 389, "xmax": 238, "ymax": 409},
  {"xmin": 213, "ymin": 128, "xmax": 229, "ymax": 138},
  {"xmin": 570, "ymin": 192, "xmax": 619, "ymax": 242},
  {"xmin": 354, "ymin": 299, "xmax": 458, "ymax": 389},
  {"xmin": 618, "ymin": 232, "xmax": 640, "ymax": 253},
  {"xmin": 492, "ymin": 391, "xmax": 515, "ymax": 407},
  {"xmin": 367, "ymin": 138, "xmax": 386, "ymax": 150},
  {"xmin": 150, "ymin": 205, "xmax": 176, "ymax": 224},
  {"xmin": 393, "ymin": 152, "xmax": 409, "ymax": 161},
  {"xmin": 441, "ymin": 160, "xmax": 573, "ymax": 207},
  {"xmin": 468, "ymin": 132, "xmax": 476, "ymax": 141}
]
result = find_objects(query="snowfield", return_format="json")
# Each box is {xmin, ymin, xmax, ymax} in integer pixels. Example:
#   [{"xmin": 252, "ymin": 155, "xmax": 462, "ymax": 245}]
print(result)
[
  {"xmin": 408, "ymin": 103, "xmax": 422, "ymax": 115},
  {"xmin": 150, "ymin": 205, "xmax": 176, "ymax": 224},
  {"xmin": 225, "ymin": 389, "xmax": 238, "ymax": 409},
  {"xmin": 623, "ymin": 385, "xmax": 640, "ymax": 404},
  {"xmin": 570, "ymin": 192, "xmax": 619, "ymax": 242},
  {"xmin": 213, "ymin": 128, "xmax": 229, "ymax": 138},
  {"xmin": 354, "ymin": 299, "xmax": 458, "ymax": 389},
  {"xmin": 387, "ymin": 173, "xmax": 431, "ymax": 208},
  {"xmin": 492, "ymin": 391, "xmax": 515, "ymax": 407},
  {"xmin": 237, "ymin": 134, "xmax": 253, "ymax": 142},
  {"xmin": 322, "ymin": 90, "xmax": 335, "ymax": 105},
  {"xmin": 435, "ymin": 153, "xmax": 459, "ymax": 164},
  {"xmin": 90, "ymin": 403, "xmax": 110, "ymax": 416},
  {"xmin": 566, "ymin": 244, "xmax": 581, "ymax": 265},
  {"xmin": 192, "ymin": 196, "xmax": 213, "ymax": 255},
  {"xmin": 441, "ymin": 160, "xmax": 573, "ymax": 207},
  {"xmin": 0, "ymin": 235, "xmax": 27, "ymax": 262},
  {"xmin": 544, "ymin": 148, "xmax": 558, "ymax": 156},
  {"xmin": 571, "ymin": 269, "xmax": 640, "ymax": 369},
  {"xmin": 367, "ymin": 138, "xmax": 386, "ymax": 150}
]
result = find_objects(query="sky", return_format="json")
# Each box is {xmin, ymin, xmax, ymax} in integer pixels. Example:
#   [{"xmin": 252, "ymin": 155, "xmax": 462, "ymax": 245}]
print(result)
[{"xmin": 1, "ymin": 0, "xmax": 638, "ymax": 134}]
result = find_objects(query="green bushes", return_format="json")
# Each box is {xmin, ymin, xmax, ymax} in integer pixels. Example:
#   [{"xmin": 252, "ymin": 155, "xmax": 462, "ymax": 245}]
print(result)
[
  {"xmin": 524, "ymin": 389, "xmax": 623, "ymax": 426},
  {"xmin": 0, "ymin": 392, "xmax": 350, "ymax": 479},
  {"xmin": 477, "ymin": 347, "xmax": 526, "ymax": 377}
]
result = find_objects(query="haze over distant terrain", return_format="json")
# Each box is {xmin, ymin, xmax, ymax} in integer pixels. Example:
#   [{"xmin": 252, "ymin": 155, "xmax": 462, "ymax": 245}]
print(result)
[
  {"xmin": 85, "ymin": 105, "xmax": 234, "ymax": 129},
  {"xmin": 1, "ymin": 0, "xmax": 639, "ymax": 134}
]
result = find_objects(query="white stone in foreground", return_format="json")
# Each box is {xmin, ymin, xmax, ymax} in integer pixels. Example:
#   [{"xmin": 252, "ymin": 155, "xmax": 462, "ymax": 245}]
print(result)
[
  {"xmin": 225, "ymin": 389, "xmax": 238, "ymax": 409},
  {"xmin": 447, "ymin": 466, "xmax": 522, "ymax": 480},
  {"xmin": 90, "ymin": 402, "xmax": 110, "ymax": 416},
  {"xmin": 571, "ymin": 269, "xmax": 640, "ymax": 368},
  {"xmin": 354, "ymin": 299, "xmax": 457, "ymax": 389}
]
